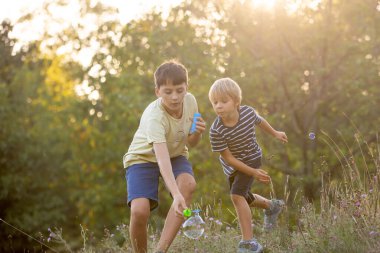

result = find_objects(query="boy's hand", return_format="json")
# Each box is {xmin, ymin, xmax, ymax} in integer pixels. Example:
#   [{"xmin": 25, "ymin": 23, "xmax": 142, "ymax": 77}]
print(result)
[
  {"xmin": 251, "ymin": 168, "xmax": 271, "ymax": 184},
  {"xmin": 172, "ymin": 193, "xmax": 188, "ymax": 217},
  {"xmin": 275, "ymin": 131, "xmax": 288, "ymax": 143}
]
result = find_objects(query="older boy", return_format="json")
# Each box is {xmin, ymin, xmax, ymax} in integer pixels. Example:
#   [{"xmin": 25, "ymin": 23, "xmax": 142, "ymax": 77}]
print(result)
[
  {"xmin": 208, "ymin": 77, "xmax": 287, "ymax": 253},
  {"xmin": 123, "ymin": 60, "xmax": 206, "ymax": 253}
]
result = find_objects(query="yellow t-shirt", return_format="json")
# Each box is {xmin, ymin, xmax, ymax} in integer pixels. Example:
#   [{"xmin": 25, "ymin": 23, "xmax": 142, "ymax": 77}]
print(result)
[{"xmin": 123, "ymin": 93, "xmax": 198, "ymax": 168}]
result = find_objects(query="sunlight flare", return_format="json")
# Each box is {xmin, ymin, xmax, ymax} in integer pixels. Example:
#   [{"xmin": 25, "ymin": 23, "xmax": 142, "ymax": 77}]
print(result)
[{"xmin": 251, "ymin": 0, "xmax": 277, "ymax": 10}]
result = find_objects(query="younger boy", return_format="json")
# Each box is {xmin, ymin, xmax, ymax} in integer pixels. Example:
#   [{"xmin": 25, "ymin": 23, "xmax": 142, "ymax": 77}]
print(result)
[
  {"xmin": 208, "ymin": 78, "xmax": 287, "ymax": 253},
  {"xmin": 123, "ymin": 60, "xmax": 206, "ymax": 253}
]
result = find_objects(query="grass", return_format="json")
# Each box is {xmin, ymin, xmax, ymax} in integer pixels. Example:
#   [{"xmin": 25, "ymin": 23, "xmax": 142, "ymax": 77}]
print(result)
[{"xmin": 45, "ymin": 131, "xmax": 380, "ymax": 252}]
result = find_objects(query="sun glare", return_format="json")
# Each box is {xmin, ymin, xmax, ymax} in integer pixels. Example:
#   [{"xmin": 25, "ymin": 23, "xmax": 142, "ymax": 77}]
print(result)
[
  {"xmin": 248, "ymin": 0, "xmax": 323, "ymax": 14},
  {"xmin": 251, "ymin": 0, "xmax": 277, "ymax": 10}
]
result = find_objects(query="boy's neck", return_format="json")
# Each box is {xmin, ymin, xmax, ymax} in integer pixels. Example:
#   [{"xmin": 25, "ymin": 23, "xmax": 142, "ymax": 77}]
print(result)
[
  {"xmin": 162, "ymin": 102, "xmax": 183, "ymax": 119},
  {"xmin": 221, "ymin": 109, "xmax": 239, "ymax": 127}
]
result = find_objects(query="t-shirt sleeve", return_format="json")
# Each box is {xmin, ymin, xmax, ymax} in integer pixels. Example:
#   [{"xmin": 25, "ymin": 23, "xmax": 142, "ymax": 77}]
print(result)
[
  {"xmin": 209, "ymin": 126, "xmax": 227, "ymax": 152},
  {"xmin": 252, "ymin": 108, "xmax": 262, "ymax": 125},
  {"xmin": 146, "ymin": 115, "xmax": 167, "ymax": 144},
  {"xmin": 187, "ymin": 92, "xmax": 198, "ymax": 115}
]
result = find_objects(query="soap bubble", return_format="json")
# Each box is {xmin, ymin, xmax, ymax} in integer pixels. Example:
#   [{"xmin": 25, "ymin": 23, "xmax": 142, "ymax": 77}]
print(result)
[
  {"xmin": 182, "ymin": 209, "xmax": 205, "ymax": 239},
  {"xmin": 309, "ymin": 132, "xmax": 316, "ymax": 140}
]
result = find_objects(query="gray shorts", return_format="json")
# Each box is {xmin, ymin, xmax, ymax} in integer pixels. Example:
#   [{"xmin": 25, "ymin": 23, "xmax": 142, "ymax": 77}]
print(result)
[{"xmin": 227, "ymin": 158, "xmax": 262, "ymax": 205}]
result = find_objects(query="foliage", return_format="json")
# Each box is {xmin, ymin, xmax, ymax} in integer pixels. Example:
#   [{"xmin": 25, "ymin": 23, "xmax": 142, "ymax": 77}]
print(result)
[{"xmin": 0, "ymin": 0, "xmax": 379, "ymax": 250}]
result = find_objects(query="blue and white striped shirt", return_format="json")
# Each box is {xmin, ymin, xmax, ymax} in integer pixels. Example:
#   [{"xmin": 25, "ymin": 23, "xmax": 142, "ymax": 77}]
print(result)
[{"xmin": 209, "ymin": 105, "xmax": 262, "ymax": 176}]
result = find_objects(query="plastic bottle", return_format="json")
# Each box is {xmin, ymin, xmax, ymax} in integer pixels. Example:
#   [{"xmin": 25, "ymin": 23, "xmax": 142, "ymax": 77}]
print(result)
[
  {"xmin": 190, "ymin": 113, "xmax": 201, "ymax": 134},
  {"xmin": 182, "ymin": 209, "xmax": 205, "ymax": 239}
]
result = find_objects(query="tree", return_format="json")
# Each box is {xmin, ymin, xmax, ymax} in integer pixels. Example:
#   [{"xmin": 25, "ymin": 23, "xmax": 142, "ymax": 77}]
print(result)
[{"xmin": 187, "ymin": 0, "xmax": 380, "ymax": 200}]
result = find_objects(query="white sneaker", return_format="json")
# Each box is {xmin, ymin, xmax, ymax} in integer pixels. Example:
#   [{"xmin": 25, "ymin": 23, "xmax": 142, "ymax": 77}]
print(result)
[
  {"xmin": 237, "ymin": 238, "xmax": 263, "ymax": 253},
  {"xmin": 263, "ymin": 199, "xmax": 285, "ymax": 231}
]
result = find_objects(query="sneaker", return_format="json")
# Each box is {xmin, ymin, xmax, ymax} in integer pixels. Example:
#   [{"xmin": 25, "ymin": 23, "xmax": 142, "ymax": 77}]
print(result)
[
  {"xmin": 237, "ymin": 239, "xmax": 263, "ymax": 253},
  {"xmin": 263, "ymin": 199, "xmax": 285, "ymax": 231}
]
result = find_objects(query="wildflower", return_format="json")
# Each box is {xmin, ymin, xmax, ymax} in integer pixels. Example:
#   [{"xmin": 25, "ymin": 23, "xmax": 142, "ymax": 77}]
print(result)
[
  {"xmin": 353, "ymin": 210, "xmax": 361, "ymax": 217},
  {"xmin": 339, "ymin": 200, "xmax": 348, "ymax": 209},
  {"xmin": 369, "ymin": 231, "xmax": 377, "ymax": 236},
  {"xmin": 360, "ymin": 194, "xmax": 367, "ymax": 198}
]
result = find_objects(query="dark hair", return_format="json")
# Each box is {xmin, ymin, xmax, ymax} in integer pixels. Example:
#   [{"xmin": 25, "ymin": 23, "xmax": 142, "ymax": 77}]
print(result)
[{"xmin": 154, "ymin": 60, "xmax": 188, "ymax": 88}]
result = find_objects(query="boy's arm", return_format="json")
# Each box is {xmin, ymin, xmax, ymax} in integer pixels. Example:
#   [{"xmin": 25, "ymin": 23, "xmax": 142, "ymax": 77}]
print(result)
[
  {"xmin": 153, "ymin": 142, "xmax": 187, "ymax": 216},
  {"xmin": 220, "ymin": 148, "xmax": 271, "ymax": 184},
  {"xmin": 187, "ymin": 116, "xmax": 206, "ymax": 147},
  {"xmin": 258, "ymin": 118, "xmax": 288, "ymax": 143}
]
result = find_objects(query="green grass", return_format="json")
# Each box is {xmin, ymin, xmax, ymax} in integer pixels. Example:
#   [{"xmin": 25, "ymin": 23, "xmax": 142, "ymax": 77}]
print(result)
[{"xmin": 48, "ymin": 132, "xmax": 380, "ymax": 252}]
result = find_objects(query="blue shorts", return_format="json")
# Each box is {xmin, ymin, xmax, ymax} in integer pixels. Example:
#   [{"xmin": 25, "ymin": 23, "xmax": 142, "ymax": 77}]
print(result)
[
  {"xmin": 125, "ymin": 155, "xmax": 194, "ymax": 210},
  {"xmin": 228, "ymin": 157, "xmax": 262, "ymax": 205}
]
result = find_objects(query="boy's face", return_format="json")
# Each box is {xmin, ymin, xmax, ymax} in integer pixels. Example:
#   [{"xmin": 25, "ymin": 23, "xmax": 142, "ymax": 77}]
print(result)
[
  {"xmin": 155, "ymin": 81, "xmax": 188, "ymax": 115},
  {"xmin": 210, "ymin": 95, "xmax": 239, "ymax": 118}
]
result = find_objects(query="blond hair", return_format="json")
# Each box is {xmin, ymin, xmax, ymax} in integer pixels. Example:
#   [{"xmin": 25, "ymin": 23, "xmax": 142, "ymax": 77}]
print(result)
[{"xmin": 208, "ymin": 77, "xmax": 242, "ymax": 105}]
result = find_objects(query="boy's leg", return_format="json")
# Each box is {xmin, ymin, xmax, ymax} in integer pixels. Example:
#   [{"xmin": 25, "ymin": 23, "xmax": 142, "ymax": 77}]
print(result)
[
  {"xmin": 228, "ymin": 172, "xmax": 255, "ymax": 240},
  {"xmin": 248, "ymin": 193, "xmax": 284, "ymax": 230},
  {"xmin": 156, "ymin": 156, "xmax": 196, "ymax": 252},
  {"xmin": 229, "ymin": 172, "xmax": 263, "ymax": 252},
  {"xmin": 129, "ymin": 198, "xmax": 151, "ymax": 253},
  {"xmin": 126, "ymin": 163, "xmax": 160, "ymax": 253},
  {"xmin": 156, "ymin": 172, "xmax": 196, "ymax": 252},
  {"xmin": 231, "ymin": 194, "xmax": 253, "ymax": 241},
  {"xmin": 249, "ymin": 194, "xmax": 271, "ymax": 209}
]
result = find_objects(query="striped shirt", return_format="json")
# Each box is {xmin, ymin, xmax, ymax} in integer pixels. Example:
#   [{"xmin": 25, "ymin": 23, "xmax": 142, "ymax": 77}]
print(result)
[{"xmin": 209, "ymin": 105, "xmax": 262, "ymax": 176}]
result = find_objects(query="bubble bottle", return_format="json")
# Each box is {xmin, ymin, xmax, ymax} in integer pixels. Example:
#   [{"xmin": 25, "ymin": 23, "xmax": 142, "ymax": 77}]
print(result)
[
  {"xmin": 190, "ymin": 113, "xmax": 201, "ymax": 134},
  {"xmin": 182, "ymin": 209, "xmax": 205, "ymax": 239}
]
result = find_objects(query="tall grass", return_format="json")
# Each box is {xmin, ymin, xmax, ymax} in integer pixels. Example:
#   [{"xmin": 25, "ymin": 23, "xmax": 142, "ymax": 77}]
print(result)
[{"xmin": 46, "ymin": 131, "xmax": 379, "ymax": 252}]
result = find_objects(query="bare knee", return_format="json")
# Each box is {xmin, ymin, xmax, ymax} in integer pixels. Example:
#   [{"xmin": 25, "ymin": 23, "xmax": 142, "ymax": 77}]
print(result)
[
  {"xmin": 130, "ymin": 204, "xmax": 150, "ymax": 225},
  {"xmin": 230, "ymin": 194, "xmax": 244, "ymax": 205},
  {"xmin": 178, "ymin": 175, "xmax": 196, "ymax": 200},
  {"xmin": 185, "ymin": 179, "xmax": 196, "ymax": 195}
]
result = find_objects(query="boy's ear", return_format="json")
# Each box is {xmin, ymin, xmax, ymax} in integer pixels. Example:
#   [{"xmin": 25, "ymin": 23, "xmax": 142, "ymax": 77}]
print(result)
[{"xmin": 155, "ymin": 86, "xmax": 160, "ymax": 97}]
